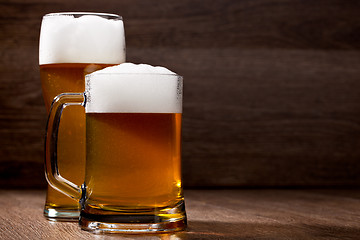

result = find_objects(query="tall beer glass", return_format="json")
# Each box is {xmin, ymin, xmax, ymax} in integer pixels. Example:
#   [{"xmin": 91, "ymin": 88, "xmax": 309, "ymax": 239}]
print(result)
[
  {"xmin": 39, "ymin": 12, "xmax": 126, "ymax": 221},
  {"xmin": 44, "ymin": 68, "xmax": 186, "ymax": 233}
]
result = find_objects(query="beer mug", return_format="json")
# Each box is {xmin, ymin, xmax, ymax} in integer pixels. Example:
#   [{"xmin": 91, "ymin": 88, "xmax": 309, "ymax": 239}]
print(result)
[
  {"xmin": 39, "ymin": 12, "xmax": 126, "ymax": 220},
  {"xmin": 44, "ymin": 66, "xmax": 187, "ymax": 233}
]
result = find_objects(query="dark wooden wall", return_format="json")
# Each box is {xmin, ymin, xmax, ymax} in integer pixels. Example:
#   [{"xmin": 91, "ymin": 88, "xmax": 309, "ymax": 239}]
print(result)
[{"xmin": 1, "ymin": 0, "xmax": 360, "ymax": 188}]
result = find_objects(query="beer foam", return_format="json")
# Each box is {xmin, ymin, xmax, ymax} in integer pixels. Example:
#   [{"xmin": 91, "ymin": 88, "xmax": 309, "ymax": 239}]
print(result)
[
  {"xmin": 39, "ymin": 13, "xmax": 125, "ymax": 65},
  {"xmin": 85, "ymin": 63, "xmax": 182, "ymax": 113},
  {"xmin": 92, "ymin": 62, "xmax": 176, "ymax": 75}
]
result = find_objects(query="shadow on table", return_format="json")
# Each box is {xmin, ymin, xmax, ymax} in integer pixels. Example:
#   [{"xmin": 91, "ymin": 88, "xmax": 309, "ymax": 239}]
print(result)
[
  {"xmin": 88, "ymin": 220, "xmax": 360, "ymax": 240},
  {"xmin": 171, "ymin": 220, "xmax": 360, "ymax": 240}
]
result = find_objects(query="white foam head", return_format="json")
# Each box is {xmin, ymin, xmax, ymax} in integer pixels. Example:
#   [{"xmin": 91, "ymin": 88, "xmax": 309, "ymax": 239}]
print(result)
[
  {"xmin": 85, "ymin": 63, "xmax": 182, "ymax": 113},
  {"xmin": 39, "ymin": 12, "xmax": 125, "ymax": 65}
]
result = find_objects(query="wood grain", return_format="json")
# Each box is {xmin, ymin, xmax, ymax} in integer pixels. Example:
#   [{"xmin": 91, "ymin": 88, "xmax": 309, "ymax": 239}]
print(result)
[
  {"xmin": 1, "ymin": 0, "xmax": 360, "ymax": 187},
  {"xmin": 128, "ymin": 48, "xmax": 360, "ymax": 187},
  {"xmin": 1, "ymin": 189, "xmax": 360, "ymax": 239},
  {"xmin": 2, "ymin": 0, "xmax": 360, "ymax": 49}
]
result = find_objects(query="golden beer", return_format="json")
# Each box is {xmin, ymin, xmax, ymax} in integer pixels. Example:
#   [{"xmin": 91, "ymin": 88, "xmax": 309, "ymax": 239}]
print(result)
[
  {"xmin": 84, "ymin": 113, "xmax": 182, "ymax": 212},
  {"xmin": 39, "ymin": 12, "xmax": 125, "ymax": 220},
  {"xmin": 40, "ymin": 63, "xmax": 114, "ymax": 213},
  {"xmin": 44, "ymin": 64, "xmax": 186, "ymax": 232}
]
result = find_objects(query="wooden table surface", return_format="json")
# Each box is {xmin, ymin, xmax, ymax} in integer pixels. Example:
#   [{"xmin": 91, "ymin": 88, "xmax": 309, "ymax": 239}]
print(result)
[{"xmin": 0, "ymin": 189, "xmax": 359, "ymax": 239}]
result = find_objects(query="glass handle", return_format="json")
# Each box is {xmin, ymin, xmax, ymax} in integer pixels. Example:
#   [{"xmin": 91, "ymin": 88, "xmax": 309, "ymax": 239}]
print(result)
[{"xmin": 44, "ymin": 93, "xmax": 85, "ymax": 201}]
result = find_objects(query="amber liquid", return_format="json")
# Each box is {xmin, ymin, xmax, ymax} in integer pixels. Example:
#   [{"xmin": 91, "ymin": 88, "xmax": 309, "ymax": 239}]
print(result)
[
  {"xmin": 84, "ymin": 113, "xmax": 183, "ymax": 215},
  {"xmin": 40, "ymin": 63, "xmax": 114, "ymax": 212}
]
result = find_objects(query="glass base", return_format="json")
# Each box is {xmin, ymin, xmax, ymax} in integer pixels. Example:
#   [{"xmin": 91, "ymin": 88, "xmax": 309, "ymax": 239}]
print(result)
[
  {"xmin": 44, "ymin": 206, "xmax": 80, "ymax": 222},
  {"xmin": 80, "ymin": 217, "xmax": 187, "ymax": 234},
  {"xmin": 79, "ymin": 201, "xmax": 187, "ymax": 234}
]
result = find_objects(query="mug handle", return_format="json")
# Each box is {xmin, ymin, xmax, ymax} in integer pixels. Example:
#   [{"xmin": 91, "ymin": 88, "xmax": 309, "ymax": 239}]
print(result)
[{"xmin": 44, "ymin": 93, "xmax": 85, "ymax": 201}]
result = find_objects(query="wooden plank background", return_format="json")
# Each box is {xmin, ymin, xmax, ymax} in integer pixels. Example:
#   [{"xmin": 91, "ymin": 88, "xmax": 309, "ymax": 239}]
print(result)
[{"xmin": 0, "ymin": 0, "xmax": 360, "ymax": 188}]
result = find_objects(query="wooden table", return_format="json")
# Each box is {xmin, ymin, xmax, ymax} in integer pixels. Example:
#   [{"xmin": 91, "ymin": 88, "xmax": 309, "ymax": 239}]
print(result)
[{"xmin": 0, "ymin": 189, "xmax": 359, "ymax": 239}]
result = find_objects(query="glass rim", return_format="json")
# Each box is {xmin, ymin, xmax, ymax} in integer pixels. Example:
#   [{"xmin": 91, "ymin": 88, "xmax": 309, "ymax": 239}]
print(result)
[
  {"xmin": 86, "ymin": 72, "xmax": 183, "ymax": 78},
  {"xmin": 43, "ymin": 12, "xmax": 122, "ymax": 20}
]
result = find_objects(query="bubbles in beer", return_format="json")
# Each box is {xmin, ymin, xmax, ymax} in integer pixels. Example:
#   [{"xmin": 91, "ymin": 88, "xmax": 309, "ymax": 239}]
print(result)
[
  {"xmin": 85, "ymin": 63, "xmax": 182, "ymax": 113},
  {"xmin": 39, "ymin": 13, "xmax": 125, "ymax": 65}
]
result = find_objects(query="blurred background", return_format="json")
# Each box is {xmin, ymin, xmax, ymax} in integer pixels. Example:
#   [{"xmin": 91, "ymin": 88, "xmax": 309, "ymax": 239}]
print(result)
[{"xmin": 1, "ymin": 0, "xmax": 360, "ymax": 189}]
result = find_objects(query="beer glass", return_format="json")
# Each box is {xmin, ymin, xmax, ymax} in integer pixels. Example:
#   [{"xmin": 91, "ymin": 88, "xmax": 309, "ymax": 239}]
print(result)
[
  {"xmin": 44, "ymin": 71, "xmax": 186, "ymax": 233},
  {"xmin": 39, "ymin": 12, "xmax": 126, "ymax": 220}
]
